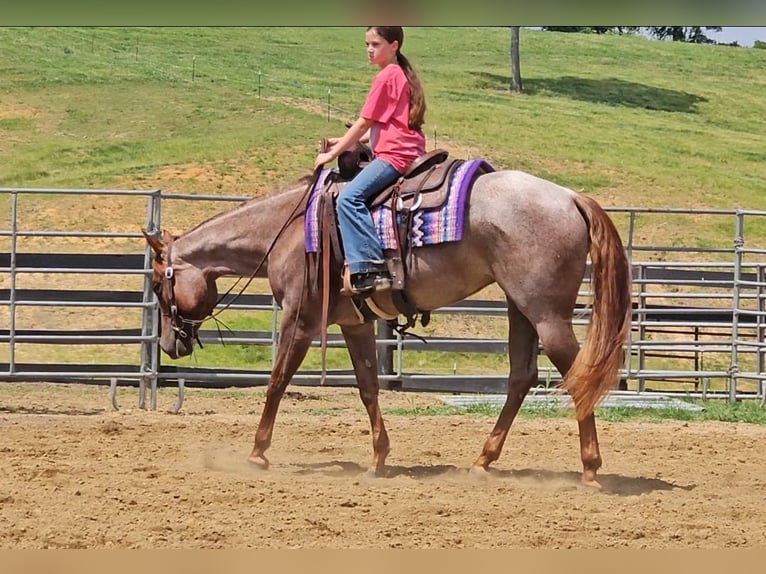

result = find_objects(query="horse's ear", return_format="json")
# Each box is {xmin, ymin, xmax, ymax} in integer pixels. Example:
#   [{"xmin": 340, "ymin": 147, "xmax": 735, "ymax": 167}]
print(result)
[{"xmin": 142, "ymin": 228, "xmax": 165, "ymax": 256}]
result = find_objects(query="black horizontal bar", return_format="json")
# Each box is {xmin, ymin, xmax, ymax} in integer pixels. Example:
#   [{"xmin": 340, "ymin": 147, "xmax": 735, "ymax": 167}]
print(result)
[
  {"xmin": 0, "ymin": 362, "xmax": 141, "ymax": 374},
  {"xmin": 0, "ymin": 253, "xmax": 145, "ymax": 269},
  {"xmin": 0, "ymin": 290, "xmax": 144, "ymax": 303},
  {"xmin": 641, "ymin": 266, "xmax": 757, "ymax": 283},
  {"xmin": 0, "ymin": 290, "xmax": 273, "ymax": 307}
]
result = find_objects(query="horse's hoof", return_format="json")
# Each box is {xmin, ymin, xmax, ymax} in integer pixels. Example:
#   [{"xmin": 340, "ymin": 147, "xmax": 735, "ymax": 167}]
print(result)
[
  {"xmin": 468, "ymin": 465, "xmax": 491, "ymax": 480},
  {"xmin": 247, "ymin": 454, "xmax": 269, "ymax": 470},
  {"xmin": 581, "ymin": 471, "xmax": 602, "ymax": 489},
  {"xmin": 365, "ymin": 468, "xmax": 383, "ymax": 479}
]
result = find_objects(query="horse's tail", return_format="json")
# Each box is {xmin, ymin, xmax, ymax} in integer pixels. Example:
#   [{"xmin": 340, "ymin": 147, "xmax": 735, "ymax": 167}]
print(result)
[{"xmin": 562, "ymin": 194, "xmax": 632, "ymax": 419}]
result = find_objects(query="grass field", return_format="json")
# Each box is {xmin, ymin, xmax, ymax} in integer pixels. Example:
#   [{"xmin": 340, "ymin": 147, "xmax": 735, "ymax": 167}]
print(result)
[{"xmin": 2, "ymin": 27, "xmax": 765, "ymax": 207}]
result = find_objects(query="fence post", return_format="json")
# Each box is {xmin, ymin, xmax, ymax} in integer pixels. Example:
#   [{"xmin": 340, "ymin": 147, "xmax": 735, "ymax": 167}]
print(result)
[
  {"xmin": 636, "ymin": 263, "xmax": 647, "ymax": 393},
  {"xmin": 757, "ymin": 265, "xmax": 765, "ymax": 380},
  {"xmin": 8, "ymin": 192, "xmax": 18, "ymax": 375},
  {"xmin": 729, "ymin": 211, "xmax": 745, "ymax": 403},
  {"xmin": 140, "ymin": 190, "xmax": 162, "ymax": 407},
  {"xmin": 623, "ymin": 210, "xmax": 636, "ymax": 389},
  {"xmin": 377, "ymin": 319, "xmax": 396, "ymax": 386}
]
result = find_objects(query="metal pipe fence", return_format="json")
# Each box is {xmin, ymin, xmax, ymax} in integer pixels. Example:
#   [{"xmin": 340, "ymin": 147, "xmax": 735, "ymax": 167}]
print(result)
[{"xmin": 1, "ymin": 187, "xmax": 764, "ymax": 408}]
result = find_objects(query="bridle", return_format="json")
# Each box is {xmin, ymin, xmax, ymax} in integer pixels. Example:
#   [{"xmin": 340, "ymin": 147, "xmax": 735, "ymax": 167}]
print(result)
[
  {"xmin": 157, "ymin": 239, "xmax": 206, "ymax": 348},
  {"xmin": 153, "ymin": 167, "xmax": 324, "ymax": 349}
]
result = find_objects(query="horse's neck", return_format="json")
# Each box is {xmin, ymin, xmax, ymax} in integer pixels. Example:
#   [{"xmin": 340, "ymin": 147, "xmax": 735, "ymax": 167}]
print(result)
[{"xmin": 173, "ymin": 187, "xmax": 304, "ymax": 277}]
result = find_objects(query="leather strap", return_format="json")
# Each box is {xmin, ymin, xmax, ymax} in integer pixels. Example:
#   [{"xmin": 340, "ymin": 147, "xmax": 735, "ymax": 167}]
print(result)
[
  {"xmin": 327, "ymin": 194, "xmax": 344, "ymax": 267},
  {"xmin": 391, "ymin": 290, "xmax": 419, "ymax": 329},
  {"xmin": 319, "ymin": 191, "xmax": 332, "ymax": 385}
]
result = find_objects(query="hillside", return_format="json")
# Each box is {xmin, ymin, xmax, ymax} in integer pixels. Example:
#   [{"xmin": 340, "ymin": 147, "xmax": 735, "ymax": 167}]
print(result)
[{"xmin": 1, "ymin": 27, "xmax": 765, "ymax": 212}]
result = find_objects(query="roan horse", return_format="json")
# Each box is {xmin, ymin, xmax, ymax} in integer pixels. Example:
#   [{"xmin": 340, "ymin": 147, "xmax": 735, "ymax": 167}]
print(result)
[{"xmin": 143, "ymin": 166, "xmax": 632, "ymax": 488}]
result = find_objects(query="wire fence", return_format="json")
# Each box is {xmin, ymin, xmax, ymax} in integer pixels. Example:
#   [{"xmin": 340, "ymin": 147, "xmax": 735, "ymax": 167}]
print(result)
[{"xmin": 3, "ymin": 28, "xmax": 460, "ymax": 153}]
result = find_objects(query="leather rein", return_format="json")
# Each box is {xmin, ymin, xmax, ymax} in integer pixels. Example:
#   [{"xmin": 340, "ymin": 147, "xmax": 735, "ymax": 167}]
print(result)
[{"xmin": 157, "ymin": 168, "xmax": 323, "ymax": 343}]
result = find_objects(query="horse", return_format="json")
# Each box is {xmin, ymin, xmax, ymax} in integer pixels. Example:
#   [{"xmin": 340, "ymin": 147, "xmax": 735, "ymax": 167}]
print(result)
[{"xmin": 143, "ymin": 166, "xmax": 632, "ymax": 488}]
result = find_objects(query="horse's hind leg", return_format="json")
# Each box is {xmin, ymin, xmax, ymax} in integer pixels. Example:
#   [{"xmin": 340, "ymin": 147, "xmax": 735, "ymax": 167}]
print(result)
[
  {"xmin": 471, "ymin": 300, "xmax": 539, "ymax": 474},
  {"xmin": 536, "ymin": 318, "xmax": 603, "ymax": 488},
  {"xmin": 341, "ymin": 321, "xmax": 390, "ymax": 476},
  {"xmin": 248, "ymin": 312, "xmax": 316, "ymax": 470}
]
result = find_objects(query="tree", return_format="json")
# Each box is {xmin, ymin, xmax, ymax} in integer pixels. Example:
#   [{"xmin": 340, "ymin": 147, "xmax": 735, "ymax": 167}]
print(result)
[
  {"xmin": 614, "ymin": 26, "xmax": 641, "ymax": 35},
  {"xmin": 510, "ymin": 26, "xmax": 522, "ymax": 93},
  {"xmin": 541, "ymin": 26, "xmax": 593, "ymax": 33},
  {"xmin": 540, "ymin": 26, "xmax": 724, "ymax": 43},
  {"xmin": 643, "ymin": 26, "xmax": 722, "ymax": 43},
  {"xmin": 540, "ymin": 26, "xmax": 639, "ymax": 35}
]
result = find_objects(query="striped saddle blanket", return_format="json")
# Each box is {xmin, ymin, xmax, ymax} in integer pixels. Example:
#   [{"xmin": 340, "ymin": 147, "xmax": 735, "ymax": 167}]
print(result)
[{"xmin": 304, "ymin": 158, "xmax": 494, "ymax": 253}]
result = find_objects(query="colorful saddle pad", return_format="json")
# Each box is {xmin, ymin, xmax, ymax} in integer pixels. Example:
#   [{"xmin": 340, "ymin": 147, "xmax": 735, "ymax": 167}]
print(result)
[{"xmin": 304, "ymin": 158, "xmax": 494, "ymax": 253}]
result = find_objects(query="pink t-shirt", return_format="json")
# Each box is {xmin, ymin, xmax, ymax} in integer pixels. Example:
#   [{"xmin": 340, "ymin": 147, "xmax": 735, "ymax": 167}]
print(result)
[{"xmin": 360, "ymin": 64, "xmax": 425, "ymax": 173}]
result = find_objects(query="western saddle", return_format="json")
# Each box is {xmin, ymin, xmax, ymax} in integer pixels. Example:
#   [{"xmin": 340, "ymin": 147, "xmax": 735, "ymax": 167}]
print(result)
[{"xmin": 315, "ymin": 140, "xmax": 462, "ymax": 331}]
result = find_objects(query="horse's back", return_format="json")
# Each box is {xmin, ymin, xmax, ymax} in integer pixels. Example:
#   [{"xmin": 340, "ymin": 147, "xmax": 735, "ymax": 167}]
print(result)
[
  {"xmin": 469, "ymin": 169, "xmax": 588, "ymax": 251},
  {"xmin": 472, "ymin": 169, "xmax": 579, "ymax": 215}
]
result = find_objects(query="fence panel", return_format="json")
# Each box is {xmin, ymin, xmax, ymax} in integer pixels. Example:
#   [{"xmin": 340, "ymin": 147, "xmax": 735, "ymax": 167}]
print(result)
[{"xmin": 1, "ymin": 188, "xmax": 764, "ymax": 407}]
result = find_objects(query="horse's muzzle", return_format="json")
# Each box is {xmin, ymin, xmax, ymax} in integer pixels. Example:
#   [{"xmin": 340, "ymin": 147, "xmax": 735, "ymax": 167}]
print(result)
[{"xmin": 160, "ymin": 332, "xmax": 194, "ymax": 359}]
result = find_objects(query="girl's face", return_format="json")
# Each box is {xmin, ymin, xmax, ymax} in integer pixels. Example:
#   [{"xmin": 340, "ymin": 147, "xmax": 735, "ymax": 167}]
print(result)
[{"xmin": 365, "ymin": 29, "xmax": 398, "ymax": 68}]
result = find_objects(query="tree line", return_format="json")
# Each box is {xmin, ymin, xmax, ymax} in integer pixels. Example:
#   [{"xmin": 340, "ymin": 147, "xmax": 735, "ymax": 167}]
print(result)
[{"xmin": 540, "ymin": 27, "xmax": 724, "ymax": 44}]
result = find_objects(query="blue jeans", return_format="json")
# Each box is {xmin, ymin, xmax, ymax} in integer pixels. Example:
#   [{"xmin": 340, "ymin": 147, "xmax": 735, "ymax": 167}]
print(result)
[{"xmin": 337, "ymin": 158, "xmax": 401, "ymax": 274}]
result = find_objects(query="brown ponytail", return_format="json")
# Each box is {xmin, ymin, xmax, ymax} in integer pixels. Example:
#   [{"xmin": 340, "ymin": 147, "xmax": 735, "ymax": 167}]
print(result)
[
  {"xmin": 396, "ymin": 52, "xmax": 426, "ymax": 131},
  {"xmin": 368, "ymin": 26, "xmax": 427, "ymax": 131}
]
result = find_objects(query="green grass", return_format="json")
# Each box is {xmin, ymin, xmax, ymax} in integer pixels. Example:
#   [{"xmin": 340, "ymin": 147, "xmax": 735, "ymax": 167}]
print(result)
[
  {"xmin": 383, "ymin": 399, "xmax": 766, "ymax": 424},
  {"xmin": 1, "ymin": 27, "xmax": 765, "ymax": 209},
  {"xmin": 171, "ymin": 312, "xmax": 357, "ymax": 371}
]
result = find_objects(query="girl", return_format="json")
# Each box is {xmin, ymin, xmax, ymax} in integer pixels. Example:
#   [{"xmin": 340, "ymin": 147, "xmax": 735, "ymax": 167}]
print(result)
[{"xmin": 314, "ymin": 26, "xmax": 427, "ymax": 296}]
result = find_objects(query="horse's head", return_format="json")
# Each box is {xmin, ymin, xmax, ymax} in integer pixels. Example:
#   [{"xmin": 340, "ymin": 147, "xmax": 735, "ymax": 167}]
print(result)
[{"xmin": 143, "ymin": 229, "xmax": 219, "ymax": 358}]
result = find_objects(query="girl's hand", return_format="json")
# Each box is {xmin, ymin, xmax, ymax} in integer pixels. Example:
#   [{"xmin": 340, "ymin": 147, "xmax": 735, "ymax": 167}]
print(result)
[
  {"xmin": 314, "ymin": 151, "xmax": 335, "ymax": 170},
  {"xmin": 316, "ymin": 137, "xmax": 339, "ymax": 152}
]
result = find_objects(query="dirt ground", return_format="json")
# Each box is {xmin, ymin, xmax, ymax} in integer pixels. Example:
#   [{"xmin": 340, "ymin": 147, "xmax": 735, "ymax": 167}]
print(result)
[{"xmin": 1, "ymin": 382, "xmax": 765, "ymax": 549}]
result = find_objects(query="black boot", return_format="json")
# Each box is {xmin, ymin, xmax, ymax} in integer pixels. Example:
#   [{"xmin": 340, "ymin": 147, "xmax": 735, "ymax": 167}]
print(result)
[{"xmin": 350, "ymin": 270, "xmax": 392, "ymax": 295}]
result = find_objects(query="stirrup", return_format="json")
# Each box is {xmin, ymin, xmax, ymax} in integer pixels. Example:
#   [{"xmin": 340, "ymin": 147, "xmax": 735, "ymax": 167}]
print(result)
[{"xmin": 350, "ymin": 271, "xmax": 392, "ymax": 296}]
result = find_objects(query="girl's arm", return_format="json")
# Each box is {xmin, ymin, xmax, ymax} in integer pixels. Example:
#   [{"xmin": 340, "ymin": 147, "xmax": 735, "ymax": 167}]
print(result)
[{"xmin": 315, "ymin": 117, "xmax": 373, "ymax": 169}]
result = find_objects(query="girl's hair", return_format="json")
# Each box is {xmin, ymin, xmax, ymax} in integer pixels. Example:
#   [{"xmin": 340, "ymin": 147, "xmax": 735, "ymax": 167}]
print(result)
[{"xmin": 368, "ymin": 26, "xmax": 426, "ymax": 131}]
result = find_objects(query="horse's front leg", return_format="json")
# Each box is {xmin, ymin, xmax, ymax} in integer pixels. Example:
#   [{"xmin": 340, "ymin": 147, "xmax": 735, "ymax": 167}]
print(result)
[
  {"xmin": 341, "ymin": 321, "xmax": 390, "ymax": 476},
  {"xmin": 248, "ymin": 312, "xmax": 315, "ymax": 469}
]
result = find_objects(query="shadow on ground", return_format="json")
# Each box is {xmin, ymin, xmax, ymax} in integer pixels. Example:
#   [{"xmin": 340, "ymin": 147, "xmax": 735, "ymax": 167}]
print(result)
[
  {"xmin": 473, "ymin": 73, "xmax": 707, "ymax": 113},
  {"xmin": 294, "ymin": 460, "xmax": 695, "ymax": 496},
  {"xmin": 0, "ymin": 405, "xmax": 105, "ymax": 416}
]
